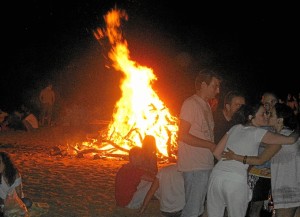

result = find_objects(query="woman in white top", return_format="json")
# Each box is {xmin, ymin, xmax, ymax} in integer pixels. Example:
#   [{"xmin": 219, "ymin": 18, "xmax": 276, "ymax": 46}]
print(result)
[
  {"xmin": 0, "ymin": 152, "xmax": 32, "ymax": 216},
  {"xmin": 222, "ymin": 103, "xmax": 300, "ymax": 217},
  {"xmin": 207, "ymin": 103, "xmax": 298, "ymax": 217}
]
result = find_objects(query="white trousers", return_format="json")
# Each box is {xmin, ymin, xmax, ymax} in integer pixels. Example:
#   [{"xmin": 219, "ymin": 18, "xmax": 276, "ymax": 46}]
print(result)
[
  {"xmin": 207, "ymin": 169, "xmax": 251, "ymax": 217},
  {"xmin": 126, "ymin": 180, "xmax": 152, "ymax": 209}
]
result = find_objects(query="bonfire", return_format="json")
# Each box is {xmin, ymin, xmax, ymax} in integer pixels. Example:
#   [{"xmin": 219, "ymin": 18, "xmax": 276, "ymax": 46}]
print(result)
[{"xmin": 57, "ymin": 8, "xmax": 179, "ymax": 160}]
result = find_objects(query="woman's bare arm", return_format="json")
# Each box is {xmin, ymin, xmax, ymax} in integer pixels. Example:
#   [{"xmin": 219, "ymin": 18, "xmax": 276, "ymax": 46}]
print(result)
[
  {"xmin": 262, "ymin": 131, "xmax": 298, "ymax": 145},
  {"xmin": 222, "ymin": 144, "xmax": 282, "ymax": 165}
]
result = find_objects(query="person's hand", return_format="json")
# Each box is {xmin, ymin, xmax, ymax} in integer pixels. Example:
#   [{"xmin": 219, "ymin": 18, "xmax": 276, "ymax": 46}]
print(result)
[{"xmin": 221, "ymin": 148, "xmax": 236, "ymax": 160}]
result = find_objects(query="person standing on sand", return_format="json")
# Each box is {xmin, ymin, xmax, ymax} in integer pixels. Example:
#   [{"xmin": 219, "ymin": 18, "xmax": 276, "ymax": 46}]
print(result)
[
  {"xmin": 177, "ymin": 68, "xmax": 222, "ymax": 217},
  {"xmin": 39, "ymin": 83, "xmax": 55, "ymax": 127}
]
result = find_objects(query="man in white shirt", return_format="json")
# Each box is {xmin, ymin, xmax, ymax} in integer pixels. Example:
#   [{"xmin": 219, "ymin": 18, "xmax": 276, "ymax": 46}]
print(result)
[{"xmin": 177, "ymin": 68, "xmax": 222, "ymax": 217}]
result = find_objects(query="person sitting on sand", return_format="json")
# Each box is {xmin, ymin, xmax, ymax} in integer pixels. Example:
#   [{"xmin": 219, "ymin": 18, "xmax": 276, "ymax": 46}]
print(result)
[
  {"xmin": 0, "ymin": 111, "xmax": 25, "ymax": 132},
  {"xmin": 140, "ymin": 135, "xmax": 158, "ymax": 179},
  {"xmin": 20, "ymin": 107, "xmax": 39, "ymax": 132},
  {"xmin": 115, "ymin": 147, "xmax": 156, "ymax": 209},
  {"xmin": 139, "ymin": 163, "xmax": 185, "ymax": 217},
  {"xmin": 1, "ymin": 105, "xmax": 38, "ymax": 132},
  {"xmin": 0, "ymin": 152, "xmax": 32, "ymax": 216}
]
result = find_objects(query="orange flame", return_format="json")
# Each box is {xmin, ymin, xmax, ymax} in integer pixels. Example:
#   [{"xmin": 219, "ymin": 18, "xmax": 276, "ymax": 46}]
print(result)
[{"xmin": 94, "ymin": 8, "xmax": 178, "ymax": 157}]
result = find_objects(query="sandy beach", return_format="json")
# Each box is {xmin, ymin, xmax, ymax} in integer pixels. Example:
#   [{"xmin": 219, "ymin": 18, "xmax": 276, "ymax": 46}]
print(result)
[{"xmin": 0, "ymin": 126, "xmax": 164, "ymax": 217}]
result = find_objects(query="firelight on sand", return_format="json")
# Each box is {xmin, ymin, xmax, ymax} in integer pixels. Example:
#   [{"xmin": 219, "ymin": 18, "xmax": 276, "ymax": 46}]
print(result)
[{"xmin": 93, "ymin": 8, "xmax": 178, "ymax": 157}]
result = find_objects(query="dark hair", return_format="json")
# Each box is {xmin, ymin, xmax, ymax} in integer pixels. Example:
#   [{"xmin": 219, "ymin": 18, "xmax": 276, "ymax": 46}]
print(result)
[
  {"xmin": 195, "ymin": 68, "xmax": 222, "ymax": 90},
  {"xmin": 231, "ymin": 103, "xmax": 262, "ymax": 126},
  {"xmin": 223, "ymin": 91, "xmax": 245, "ymax": 107},
  {"xmin": 0, "ymin": 152, "xmax": 18, "ymax": 186},
  {"xmin": 275, "ymin": 103, "xmax": 298, "ymax": 131},
  {"xmin": 128, "ymin": 147, "xmax": 142, "ymax": 163},
  {"xmin": 142, "ymin": 135, "xmax": 157, "ymax": 154}
]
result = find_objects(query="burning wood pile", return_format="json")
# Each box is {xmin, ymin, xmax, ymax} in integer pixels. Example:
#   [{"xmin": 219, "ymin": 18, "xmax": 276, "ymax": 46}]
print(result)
[{"xmin": 55, "ymin": 8, "xmax": 179, "ymax": 160}]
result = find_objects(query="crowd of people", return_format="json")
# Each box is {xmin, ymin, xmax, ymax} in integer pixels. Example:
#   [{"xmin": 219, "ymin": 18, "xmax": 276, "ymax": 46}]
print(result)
[
  {"xmin": 0, "ymin": 72, "xmax": 299, "ymax": 216},
  {"xmin": 114, "ymin": 68, "xmax": 300, "ymax": 217}
]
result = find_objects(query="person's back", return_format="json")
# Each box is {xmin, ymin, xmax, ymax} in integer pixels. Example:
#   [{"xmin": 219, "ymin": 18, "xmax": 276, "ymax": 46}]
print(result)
[
  {"xmin": 139, "ymin": 164, "xmax": 185, "ymax": 217},
  {"xmin": 141, "ymin": 135, "xmax": 158, "ymax": 176},
  {"xmin": 115, "ymin": 147, "xmax": 145, "ymax": 207},
  {"xmin": 155, "ymin": 164, "xmax": 185, "ymax": 215},
  {"xmin": 214, "ymin": 124, "xmax": 267, "ymax": 174}
]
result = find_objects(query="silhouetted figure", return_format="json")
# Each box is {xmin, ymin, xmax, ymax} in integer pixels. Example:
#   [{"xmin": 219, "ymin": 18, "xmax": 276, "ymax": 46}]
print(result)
[{"xmin": 39, "ymin": 83, "xmax": 55, "ymax": 126}]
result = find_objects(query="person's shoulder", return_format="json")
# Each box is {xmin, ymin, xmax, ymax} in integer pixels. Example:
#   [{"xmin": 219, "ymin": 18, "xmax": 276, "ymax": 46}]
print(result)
[
  {"xmin": 182, "ymin": 94, "xmax": 196, "ymax": 103},
  {"xmin": 251, "ymin": 126, "xmax": 268, "ymax": 137},
  {"xmin": 116, "ymin": 163, "xmax": 132, "ymax": 174},
  {"xmin": 228, "ymin": 124, "xmax": 242, "ymax": 132},
  {"xmin": 183, "ymin": 94, "xmax": 205, "ymax": 106}
]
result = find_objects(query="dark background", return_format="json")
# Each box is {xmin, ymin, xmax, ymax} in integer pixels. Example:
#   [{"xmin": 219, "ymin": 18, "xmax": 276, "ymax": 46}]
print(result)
[{"xmin": 2, "ymin": 1, "xmax": 299, "ymax": 117}]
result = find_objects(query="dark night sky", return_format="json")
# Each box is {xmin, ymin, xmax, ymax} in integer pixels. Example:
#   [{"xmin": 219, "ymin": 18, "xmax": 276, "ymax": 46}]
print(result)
[{"xmin": 2, "ymin": 1, "xmax": 299, "ymax": 114}]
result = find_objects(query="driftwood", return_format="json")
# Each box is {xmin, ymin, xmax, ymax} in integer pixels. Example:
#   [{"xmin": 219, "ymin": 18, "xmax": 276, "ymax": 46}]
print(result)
[{"xmin": 102, "ymin": 140, "xmax": 130, "ymax": 153}]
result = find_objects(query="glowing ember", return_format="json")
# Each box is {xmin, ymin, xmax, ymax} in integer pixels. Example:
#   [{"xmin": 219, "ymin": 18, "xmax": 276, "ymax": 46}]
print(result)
[{"xmin": 91, "ymin": 8, "xmax": 178, "ymax": 157}]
